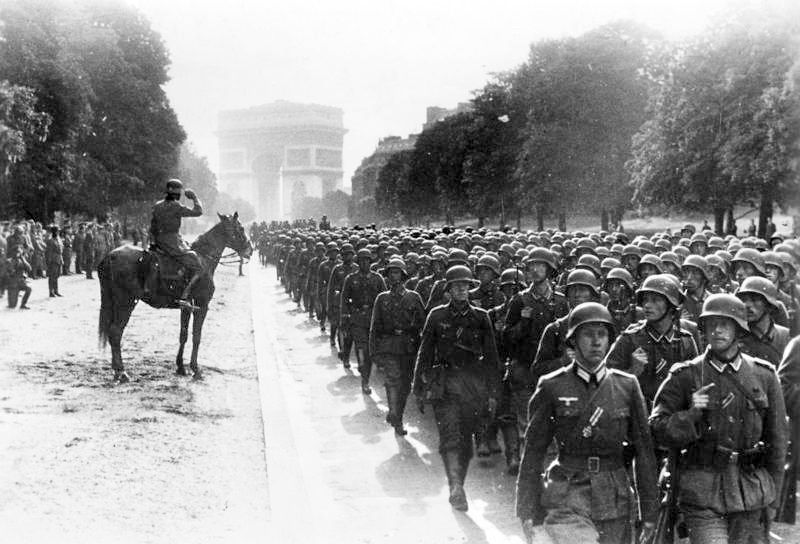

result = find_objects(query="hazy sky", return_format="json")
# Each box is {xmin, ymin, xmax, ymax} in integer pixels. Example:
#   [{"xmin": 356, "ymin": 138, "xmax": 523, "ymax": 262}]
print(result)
[{"xmin": 130, "ymin": 0, "xmax": 741, "ymax": 189}]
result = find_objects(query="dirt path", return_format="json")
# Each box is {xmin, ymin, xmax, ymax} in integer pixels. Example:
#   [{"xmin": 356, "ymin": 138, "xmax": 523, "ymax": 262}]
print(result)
[{"xmin": 0, "ymin": 265, "xmax": 270, "ymax": 544}]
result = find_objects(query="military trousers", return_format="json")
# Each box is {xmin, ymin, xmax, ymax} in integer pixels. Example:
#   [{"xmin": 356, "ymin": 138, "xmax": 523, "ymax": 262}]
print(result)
[
  {"xmin": 681, "ymin": 505, "xmax": 765, "ymax": 544},
  {"xmin": 432, "ymin": 368, "xmax": 491, "ymax": 454},
  {"xmin": 350, "ymin": 325, "xmax": 371, "ymax": 379},
  {"xmin": 374, "ymin": 353, "xmax": 414, "ymax": 390}
]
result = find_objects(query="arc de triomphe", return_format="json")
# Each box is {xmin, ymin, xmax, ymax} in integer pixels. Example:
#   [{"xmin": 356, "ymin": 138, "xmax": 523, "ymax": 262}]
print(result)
[{"xmin": 216, "ymin": 101, "xmax": 346, "ymax": 220}]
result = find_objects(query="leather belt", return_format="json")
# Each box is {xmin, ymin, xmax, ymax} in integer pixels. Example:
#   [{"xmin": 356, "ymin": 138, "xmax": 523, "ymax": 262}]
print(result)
[{"xmin": 557, "ymin": 454, "xmax": 625, "ymax": 473}]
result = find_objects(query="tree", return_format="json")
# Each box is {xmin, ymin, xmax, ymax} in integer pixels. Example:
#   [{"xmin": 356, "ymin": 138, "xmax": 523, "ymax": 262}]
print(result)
[
  {"xmin": 629, "ymin": 8, "xmax": 800, "ymax": 235},
  {"xmin": 0, "ymin": 0, "xmax": 185, "ymax": 221}
]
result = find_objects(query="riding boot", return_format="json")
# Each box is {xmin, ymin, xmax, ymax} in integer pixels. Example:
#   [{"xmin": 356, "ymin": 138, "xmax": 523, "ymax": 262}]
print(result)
[
  {"xmin": 501, "ymin": 422, "xmax": 520, "ymax": 475},
  {"xmin": 394, "ymin": 385, "xmax": 410, "ymax": 435},
  {"xmin": 339, "ymin": 333, "xmax": 353, "ymax": 369},
  {"xmin": 180, "ymin": 272, "xmax": 201, "ymax": 302},
  {"xmin": 329, "ymin": 323, "xmax": 337, "ymax": 348},
  {"xmin": 385, "ymin": 386, "xmax": 397, "ymax": 426},
  {"xmin": 357, "ymin": 347, "xmax": 372, "ymax": 394},
  {"xmin": 442, "ymin": 450, "xmax": 468, "ymax": 511},
  {"xmin": 459, "ymin": 440, "xmax": 473, "ymax": 485}
]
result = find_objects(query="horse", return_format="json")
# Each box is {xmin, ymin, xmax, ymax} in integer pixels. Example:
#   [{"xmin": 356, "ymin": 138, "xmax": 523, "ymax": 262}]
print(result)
[{"xmin": 98, "ymin": 212, "xmax": 252, "ymax": 383}]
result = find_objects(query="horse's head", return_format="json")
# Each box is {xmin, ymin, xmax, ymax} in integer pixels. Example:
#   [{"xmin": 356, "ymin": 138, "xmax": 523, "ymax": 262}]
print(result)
[{"xmin": 217, "ymin": 212, "xmax": 253, "ymax": 259}]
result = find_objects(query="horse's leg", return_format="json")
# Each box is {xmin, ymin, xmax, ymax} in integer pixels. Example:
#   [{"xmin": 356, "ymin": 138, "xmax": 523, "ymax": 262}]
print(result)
[
  {"xmin": 110, "ymin": 295, "xmax": 136, "ymax": 383},
  {"xmin": 176, "ymin": 307, "xmax": 191, "ymax": 376},
  {"xmin": 189, "ymin": 304, "xmax": 208, "ymax": 380}
]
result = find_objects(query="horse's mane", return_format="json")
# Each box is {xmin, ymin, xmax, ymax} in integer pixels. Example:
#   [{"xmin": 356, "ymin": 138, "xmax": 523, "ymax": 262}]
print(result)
[{"xmin": 191, "ymin": 220, "xmax": 225, "ymax": 255}]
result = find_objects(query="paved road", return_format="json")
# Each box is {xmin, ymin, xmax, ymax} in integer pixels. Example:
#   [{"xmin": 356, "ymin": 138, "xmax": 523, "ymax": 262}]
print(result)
[{"xmin": 251, "ymin": 263, "xmax": 527, "ymax": 544}]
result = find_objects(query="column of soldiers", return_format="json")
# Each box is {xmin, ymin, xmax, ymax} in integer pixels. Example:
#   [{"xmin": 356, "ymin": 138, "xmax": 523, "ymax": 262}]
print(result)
[
  {"xmin": 0, "ymin": 219, "xmax": 125, "ymax": 308},
  {"xmin": 254, "ymin": 222, "xmax": 800, "ymax": 543}
]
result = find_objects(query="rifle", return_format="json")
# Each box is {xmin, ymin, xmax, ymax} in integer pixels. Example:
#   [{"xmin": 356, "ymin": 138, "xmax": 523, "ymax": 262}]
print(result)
[
  {"xmin": 648, "ymin": 450, "xmax": 679, "ymax": 544},
  {"xmin": 775, "ymin": 422, "xmax": 798, "ymax": 524}
]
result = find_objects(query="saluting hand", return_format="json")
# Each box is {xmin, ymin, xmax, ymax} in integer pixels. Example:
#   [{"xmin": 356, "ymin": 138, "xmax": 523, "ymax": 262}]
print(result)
[
  {"xmin": 184, "ymin": 189, "xmax": 196, "ymax": 200},
  {"xmin": 692, "ymin": 383, "xmax": 715, "ymax": 410}
]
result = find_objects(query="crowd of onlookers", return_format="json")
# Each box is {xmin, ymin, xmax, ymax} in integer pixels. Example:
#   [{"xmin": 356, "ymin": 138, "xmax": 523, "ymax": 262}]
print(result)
[{"xmin": 0, "ymin": 219, "xmax": 145, "ymax": 309}]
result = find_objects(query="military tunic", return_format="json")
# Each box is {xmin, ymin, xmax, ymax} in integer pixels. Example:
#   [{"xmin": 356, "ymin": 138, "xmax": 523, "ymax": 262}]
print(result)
[
  {"xmin": 369, "ymin": 286, "xmax": 425, "ymax": 390},
  {"xmin": 738, "ymin": 320, "xmax": 790, "ymax": 368},
  {"xmin": 650, "ymin": 353, "xmax": 787, "ymax": 542},
  {"xmin": 516, "ymin": 363, "xmax": 658, "ymax": 543},
  {"xmin": 413, "ymin": 301, "xmax": 501, "ymax": 453},
  {"xmin": 341, "ymin": 270, "xmax": 386, "ymax": 379},
  {"xmin": 149, "ymin": 198, "xmax": 203, "ymax": 261},
  {"xmin": 606, "ymin": 319, "xmax": 699, "ymax": 404}
]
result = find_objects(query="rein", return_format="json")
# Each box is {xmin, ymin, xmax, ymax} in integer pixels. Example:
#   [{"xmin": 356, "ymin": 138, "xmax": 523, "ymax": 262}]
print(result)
[{"xmin": 191, "ymin": 223, "xmax": 248, "ymax": 267}]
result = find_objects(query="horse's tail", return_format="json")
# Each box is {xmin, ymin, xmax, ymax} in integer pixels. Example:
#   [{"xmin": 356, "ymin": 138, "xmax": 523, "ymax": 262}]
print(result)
[{"xmin": 98, "ymin": 255, "xmax": 113, "ymax": 349}]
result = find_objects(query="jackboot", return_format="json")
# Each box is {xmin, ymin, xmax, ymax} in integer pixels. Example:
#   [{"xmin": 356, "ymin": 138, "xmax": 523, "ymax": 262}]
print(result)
[
  {"xmin": 459, "ymin": 442, "xmax": 473, "ymax": 485},
  {"xmin": 385, "ymin": 386, "xmax": 397, "ymax": 426},
  {"xmin": 394, "ymin": 386, "xmax": 410, "ymax": 436},
  {"xmin": 475, "ymin": 428, "xmax": 491, "ymax": 458},
  {"xmin": 442, "ymin": 450, "xmax": 468, "ymax": 511},
  {"xmin": 386, "ymin": 386, "xmax": 407, "ymax": 436},
  {"xmin": 501, "ymin": 423, "xmax": 520, "ymax": 475}
]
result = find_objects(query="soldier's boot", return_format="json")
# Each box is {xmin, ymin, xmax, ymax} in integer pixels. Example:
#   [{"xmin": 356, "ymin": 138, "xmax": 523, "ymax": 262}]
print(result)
[
  {"xmin": 385, "ymin": 386, "xmax": 407, "ymax": 436},
  {"xmin": 178, "ymin": 272, "xmax": 201, "ymax": 310},
  {"xmin": 475, "ymin": 428, "xmax": 491, "ymax": 458},
  {"xmin": 19, "ymin": 288, "xmax": 31, "ymax": 309},
  {"xmin": 486, "ymin": 421, "xmax": 502, "ymax": 454},
  {"xmin": 357, "ymin": 348, "xmax": 372, "ymax": 395},
  {"xmin": 394, "ymin": 386, "xmax": 410, "ymax": 436},
  {"xmin": 339, "ymin": 334, "xmax": 353, "ymax": 369},
  {"xmin": 459, "ymin": 441, "xmax": 473, "ymax": 485},
  {"xmin": 329, "ymin": 324, "xmax": 337, "ymax": 348},
  {"xmin": 442, "ymin": 450, "xmax": 468, "ymax": 511},
  {"xmin": 501, "ymin": 423, "xmax": 520, "ymax": 475}
]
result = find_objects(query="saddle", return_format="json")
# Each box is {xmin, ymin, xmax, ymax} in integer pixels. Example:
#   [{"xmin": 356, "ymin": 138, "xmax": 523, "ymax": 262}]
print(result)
[{"xmin": 138, "ymin": 247, "xmax": 189, "ymax": 306}]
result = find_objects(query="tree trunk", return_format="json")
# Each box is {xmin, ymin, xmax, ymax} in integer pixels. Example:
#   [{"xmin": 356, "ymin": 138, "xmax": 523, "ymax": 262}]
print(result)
[
  {"xmin": 516, "ymin": 207, "xmax": 522, "ymax": 231},
  {"xmin": 758, "ymin": 190, "xmax": 773, "ymax": 239},
  {"xmin": 725, "ymin": 207, "xmax": 736, "ymax": 236},
  {"xmin": 713, "ymin": 207, "xmax": 725, "ymax": 236},
  {"xmin": 477, "ymin": 216, "xmax": 485, "ymax": 228},
  {"xmin": 537, "ymin": 206, "xmax": 545, "ymax": 231},
  {"xmin": 558, "ymin": 211, "xmax": 566, "ymax": 232},
  {"xmin": 600, "ymin": 209, "xmax": 609, "ymax": 232}
]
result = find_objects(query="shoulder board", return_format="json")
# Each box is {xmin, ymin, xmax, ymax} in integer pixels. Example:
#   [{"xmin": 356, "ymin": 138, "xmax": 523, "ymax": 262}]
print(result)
[
  {"xmin": 741, "ymin": 353, "xmax": 776, "ymax": 371},
  {"xmin": 539, "ymin": 365, "xmax": 571, "ymax": 384},
  {"xmin": 667, "ymin": 357, "xmax": 701, "ymax": 374}
]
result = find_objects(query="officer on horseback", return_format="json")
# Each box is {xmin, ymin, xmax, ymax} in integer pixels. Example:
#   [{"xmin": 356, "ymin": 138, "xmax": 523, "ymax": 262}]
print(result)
[{"xmin": 147, "ymin": 179, "xmax": 203, "ymax": 307}]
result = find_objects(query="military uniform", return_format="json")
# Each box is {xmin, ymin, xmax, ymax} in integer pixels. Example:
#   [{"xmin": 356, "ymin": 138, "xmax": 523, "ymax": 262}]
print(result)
[
  {"xmin": 606, "ymin": 299, "xmax": 641, "ymax": 332},
  {"xmin": 425, "ymin": 278, "xmax": 450, "ymax": 311},
  {"xmin": 738, "ymin": 320, "xmax": 790, "ymax": 367},
  {"xmin": 530, "ymin": 315, "xmax": 571, "ymax": 392},
  {"xmin": 504, "ymin": 283, "xmax": 568, "ymax": 431},
  {"xmin": 650, "ymin": 352, "xmax": 787, "ymax": 543},
  {"xmin": 606, "ymin": 319, "xmax": 699, "ymax": 404},
  {"xmin": 412, "ymin": 299, "xmax": 501, "ymax": 510},
  {"xmin": 61, "ymin": 232, "xmax": 72, "ymax": 275},
  {"xmin": 468, "ymin": 281, "xmax": 505, "ymax": 311},
  {"xmin": 73, "ymin": 229, "xmax": 84, "ymax": 274},
  {"xmin": 327, "ymin": 260, "xmax": 357, "ymax": 362},
  {"xmin": 83, "ymin": 228, "xmax": 95, "ymax": 278},
  {"xmin": 317, "ymin": 256, "xmax": 337, "ymax": 335},
  {"xmin": 341, "ymin": 269, "xmax": 386, "ymax": 390},
  {"xmin": 369, "ymin": 283, "xmax": 425, "ymax": 431},
  {"xmin": 305, "ymin": 253, "xmax": 322, "ymax": 320},
  {"xmin": 415, "ymin": 273, "xmax": 441, "ymax": 310},
  {"xmin": 516, "ymin": 362, "xmax": 658, "ymax": 543},
  {"xmin": 45, "ymin": 234, "xmax": 63, "ymax": 296}
]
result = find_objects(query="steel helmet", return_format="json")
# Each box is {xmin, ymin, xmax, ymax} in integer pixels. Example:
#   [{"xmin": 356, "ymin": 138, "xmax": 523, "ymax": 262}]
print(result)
[
  {"xmin": 384, "ymin": 257, "xmax": 408, "ymax": 278},
  {"xmin": 575, "ymin": 237, "xmax": 598, "ymax": 255},
  {"xmin": 326, "ymin": 241, "xmax": 339, "ymax": 255},
  {"xmin": 595, "ymin": 246, "xmax": 610, "ymax": 258},
  {"xmin": 445, "ymin": 264, "xmax": 477, "ymax": 286},
  {"xmin": 565, "ymin": 302, "xmax": 617, "ymax": 342},
  {"xmin": 705, "ymin": 255, "xmax": 728, "ymax": 277},
  {"xmin": 755, "ymin": 239, "xmax": 769, "ymax": 251},
  {"xmin": 476, "ymin": 254, "xmax": 501, "ymax": 276},
  {"xmin": 655, "ymin": 239, "xmax": 672, "ymax": 252},
  {"xmin": 576, "ymin": 254, "xmax": 602, "ymax": 278},
  {"xmin": 340, "ymin": 243, "xmax": 355, "ymax": 255},
  {"xmin": 498, "ymin": 243, "xmax": 515, "ymax": 257},
  {"xmin": 566, "ymin": 269, "xmax": 600, "ymax": 296},
  {"xmin": 500, "ymin": 268, "xmax": 526, "ymax": 288},
  {"xmin": 736, "ymin": 276, "xmax": 779, "ymax": 309},
  {"xmin": 774, "ymin": 243, "xmax": 794, "ymax": 256},
  {"xmin": 404, "ymin": 252, "xmax": 420, "ymax": 264},
  {"xmin": 356, "ymin": 248, "xmax": 372, "ymax": 261},
  {"xmin": 604, "ymin": 267, "xmax": 636, "ymax": 292},
  {"xmin": 431, "ymin": 250, "xmax": 448, "ymax": 264},
  {"xmin": 638, "ymin": 240, "xmax": 656, "ymax": 255},
  {"xmin": 690, "ymin": 233, "xmax": 708, "ymax": 246},
  {"xmin": 732, "ymin": 248, "xmax": 766, "ymax": 276},
  {"xmin": 779, "ymin": 252, "xmax": 797, "ymax": 274},
  {"xmin": 660, "ymin": 252, "xmax": 681, "ymax": 269},
  {"xmin": 699, "ymin": 293, "xmax": 749, "ymax": 332},
  {"xmin": 763, "ymin": 251, "xmax": 784, "ymax": 276},
  {"xmin": 707, "ymin": 236, "xmax": 725, "ymax": 250},
  {"xmin": 637, "ymin": 254, "xmax": 664, "ymax": 274},
  {"xmin": 417, "ymin": 254, "xmax": 432, "ymax": 266},
  {"xmin": 681, "ymin": 255, "xmax": 710, "ymax": 280},
  {"xmin": 524, "ymin": 247, "xmax": 558, "ymax": 273},
  {"xmin": 637, "ymin": 274, "xmax": 684, "ymax": 307},
  {"xmin": 165, "ymin": 178, "xmax": 183, "ymax": 195},
  {"xmin": 448, "ymin": 248, "xmax": 469, "ymax": 266},
  {"xmin": 601, "ymin": 257, "xmax": 621, "ymax": 271},
  {"xmin": 621, "ymin": 244, "xmax": 642, "ymax": 258}
]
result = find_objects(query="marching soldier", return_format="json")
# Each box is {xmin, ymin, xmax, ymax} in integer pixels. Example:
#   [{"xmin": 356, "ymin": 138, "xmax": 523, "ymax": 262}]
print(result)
[
  {"xmin": 340, "ymin": 248, "xmax": 386, "ymax": 394},
  {"xmin": 61, "ymin": 226, "xmax": 72, "ymax": 275},
  {"xmin": 328, "ymin": 243, "xmax": 357, "ymax": 367},
  {"xmin": 735, "ymin": 277, "xmax": 790, "ymax": 366},
  {"xmin": 316, "ymin": 242, "xmax": 339, "ymax": 336},
  {"xmin": 516, "ymin": 302, "xmax": 658, "ymax": 544},
  {"xmin": 606, "ymin": 274, "xmax": 699, "ymax": 405},
  {"xmin": 415, "ymin": 251, "xmax": 446, "ymax": 309},
  {"xmin": 650, "ymin": 294, "xmax": 787, "ymax": 543},
  {"xmin": 305, "ymin": 242, "xmax": 325, "ymax": 321},
  {"xmin": 504, "ymin": 248, "xmax": 568, "ymax": 433},
  {"xmin": 682, "ymin": 255, "xmax": 712, "ymax": 323},
  {"xmin": 604, "ymin": 267, "xmax": 641, "ymax": 331},
  {"xmin": 468, "ymin": 255, "xmax": 505, "ymax": 310},
  {"xmin": 369, "ymin": 257, "xmax": 426, "ymax": 434},
  {"xmin": 412, "ymin": 265, "xmax": 501, "ymax": 511}
]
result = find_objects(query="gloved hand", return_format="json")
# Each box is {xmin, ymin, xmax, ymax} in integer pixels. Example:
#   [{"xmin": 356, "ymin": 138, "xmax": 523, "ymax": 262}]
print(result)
[{"xmin": 184, "ymin": 189, "xmax": 197, "ymax": 200}]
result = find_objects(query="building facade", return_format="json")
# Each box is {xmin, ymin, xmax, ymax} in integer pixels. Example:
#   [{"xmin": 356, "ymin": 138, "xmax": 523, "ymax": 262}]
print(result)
[{"xmin": 216, "ymin": 101, "xmax": 346, "ymax": 220}]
